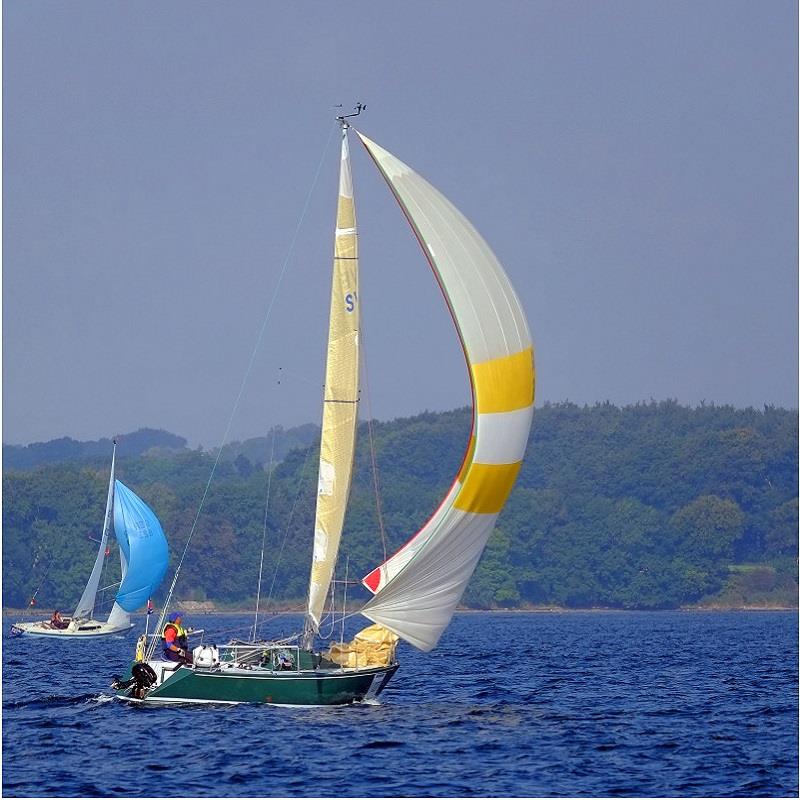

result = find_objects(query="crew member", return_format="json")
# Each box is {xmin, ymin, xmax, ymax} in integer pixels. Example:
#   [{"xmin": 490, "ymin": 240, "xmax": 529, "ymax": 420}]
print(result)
[
  {"xmin": 50, "ymin": 610, "xmax": 68, "ymax": 629},
  {"xmin": 162, "ymin": 611, "xmax": 191, "ymax": 663}
]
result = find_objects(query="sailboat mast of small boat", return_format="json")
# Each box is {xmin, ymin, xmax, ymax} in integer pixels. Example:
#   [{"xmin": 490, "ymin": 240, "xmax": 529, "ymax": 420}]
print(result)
[
  {"xmin": 73, "ymin": 439, "xmax": 116, "ymax": 622},
  {"xmin": 303, "ymin": 105, "xmax": 365, "ymax": 648}
]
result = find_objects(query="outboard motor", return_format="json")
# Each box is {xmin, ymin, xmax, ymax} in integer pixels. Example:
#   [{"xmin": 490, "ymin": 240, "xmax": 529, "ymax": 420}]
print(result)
[{"xmin": 111, "ymin": 662, "xmax": 158, "ymax": 700}]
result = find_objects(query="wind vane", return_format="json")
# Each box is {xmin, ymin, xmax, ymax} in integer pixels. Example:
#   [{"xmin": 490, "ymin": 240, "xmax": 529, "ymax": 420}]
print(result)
[{"xmin": 335, "ymin": 102, "xmax": 367, "ymax": 124}]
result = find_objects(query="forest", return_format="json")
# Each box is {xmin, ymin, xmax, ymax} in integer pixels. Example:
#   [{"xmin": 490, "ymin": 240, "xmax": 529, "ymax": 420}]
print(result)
[{"xmin": 3, "ymin": 401, "xmax": 797, "ymax": 613}]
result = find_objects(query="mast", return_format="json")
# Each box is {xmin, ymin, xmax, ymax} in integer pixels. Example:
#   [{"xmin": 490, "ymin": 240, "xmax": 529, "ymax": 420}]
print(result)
[
  {"xmin": 304, "ymin": 110, "xmax": 362, "ymax": 644},
  {"xmin": 73, "ymin": 439, "xmax": 116, "ymax": 621}
]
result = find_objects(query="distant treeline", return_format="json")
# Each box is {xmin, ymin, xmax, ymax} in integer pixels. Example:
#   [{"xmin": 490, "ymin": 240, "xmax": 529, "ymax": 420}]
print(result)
[
  {"xmin": 2, "ymin": 424, "xmax": 319, "ymax": 471},
  {"xmin": 3, "ymin": 401, "xmax": 797, "ymax": 612}
]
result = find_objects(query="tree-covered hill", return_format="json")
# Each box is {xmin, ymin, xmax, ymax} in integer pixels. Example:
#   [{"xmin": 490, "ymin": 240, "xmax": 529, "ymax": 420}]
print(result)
[
  {"xmin": 2, "ymin": 428, "xmax": 188, "ymax": 470},
  {"xmin": 3, "ymin": 402, "xmax": 797, "ymax": 612},
  {"xmin": 1, "ymin": 423, "xmax": 320, "ymax": 472}
]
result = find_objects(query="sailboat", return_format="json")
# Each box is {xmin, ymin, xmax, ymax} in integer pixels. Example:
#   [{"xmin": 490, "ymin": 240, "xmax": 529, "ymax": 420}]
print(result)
[
  {"xmin": 113, "ymin": 109, "xmax": 534, "ymax": 704},
  {"xmin": 12, "ymin": 442, "xmax": 170, "ymax": 638}
]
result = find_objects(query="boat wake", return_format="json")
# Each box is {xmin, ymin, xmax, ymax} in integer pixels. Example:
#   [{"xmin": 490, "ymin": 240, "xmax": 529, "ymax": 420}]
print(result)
[
  {"xmin": 359, "ymin": 697, "xmax": 382, "ymax": 706},
  {"xmin": 4, "ymin": 692, "xmax": 113, "ymax": 710}
]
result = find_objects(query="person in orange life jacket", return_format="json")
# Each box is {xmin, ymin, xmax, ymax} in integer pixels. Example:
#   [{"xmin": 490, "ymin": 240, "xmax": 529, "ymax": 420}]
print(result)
[{"xmin": 162, "ymin": 612, "xmax": 191, "ymax": 663}]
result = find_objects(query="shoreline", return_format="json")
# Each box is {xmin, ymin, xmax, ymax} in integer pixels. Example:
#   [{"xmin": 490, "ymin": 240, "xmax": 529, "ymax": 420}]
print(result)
[{"xmin": 4, "ymin": 605, "xmax": 796, "ymax": 618}]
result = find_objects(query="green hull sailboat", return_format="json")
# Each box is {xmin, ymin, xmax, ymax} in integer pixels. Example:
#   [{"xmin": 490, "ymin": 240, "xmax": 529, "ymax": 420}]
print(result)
[
  {"xmin": 114, "ymin": 107, "xmax": 534, "ymax": 706},
  {"xmin": 116, "ymin": 643, "xmax": 398, "ymax": 706}
]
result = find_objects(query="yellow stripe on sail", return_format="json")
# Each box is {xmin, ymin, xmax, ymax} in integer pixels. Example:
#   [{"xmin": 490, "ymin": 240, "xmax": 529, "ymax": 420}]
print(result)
[
  {"xmin": 453, "ymin": 461, "xmax": 522, "ymax": 515},
  {"xmin": 471, "ymin": 347, "xmax": 535, "ymax": 414}
]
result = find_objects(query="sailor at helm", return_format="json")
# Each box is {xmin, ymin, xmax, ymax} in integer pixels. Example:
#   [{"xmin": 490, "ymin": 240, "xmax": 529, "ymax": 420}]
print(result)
[{"xmin": 162, "ymin": 612, "xmax": 191, "ymax": 663}]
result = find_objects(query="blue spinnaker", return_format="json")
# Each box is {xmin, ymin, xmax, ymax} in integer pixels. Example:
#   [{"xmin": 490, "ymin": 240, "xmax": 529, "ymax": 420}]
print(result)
[{"xmin": 113, "ymin": 480, "xmax": 169, "ymax": 612}]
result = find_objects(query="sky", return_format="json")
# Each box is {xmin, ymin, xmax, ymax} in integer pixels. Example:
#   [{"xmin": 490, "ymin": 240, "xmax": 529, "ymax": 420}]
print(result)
[{"xmin": 4, "ymin": 0, "xmax": 798, "ymax": 448}]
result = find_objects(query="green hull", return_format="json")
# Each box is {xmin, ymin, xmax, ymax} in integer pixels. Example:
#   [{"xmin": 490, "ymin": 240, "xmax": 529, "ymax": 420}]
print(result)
[{"xmin": 117, "ymin": 660, "xmax": 398, "ymax": 706}]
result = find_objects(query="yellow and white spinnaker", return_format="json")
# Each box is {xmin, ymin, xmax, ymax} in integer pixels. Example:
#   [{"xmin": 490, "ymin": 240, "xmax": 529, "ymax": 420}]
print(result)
[{"xmin": 354, "ymin": 132, "xmax": 534, "ymax": 652}]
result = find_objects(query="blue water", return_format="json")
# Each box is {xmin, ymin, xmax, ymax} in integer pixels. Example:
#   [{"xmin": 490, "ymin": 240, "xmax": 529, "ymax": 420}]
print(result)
[{"xmin": 3, "ymin": 611, "xmax": 797, "ymax": 797}]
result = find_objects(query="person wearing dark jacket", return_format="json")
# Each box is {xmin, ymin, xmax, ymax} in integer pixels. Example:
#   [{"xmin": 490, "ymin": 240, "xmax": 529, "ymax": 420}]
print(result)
[{"xmin": 50, "ymin": 610, "xmax": 68, "ymax": 629}]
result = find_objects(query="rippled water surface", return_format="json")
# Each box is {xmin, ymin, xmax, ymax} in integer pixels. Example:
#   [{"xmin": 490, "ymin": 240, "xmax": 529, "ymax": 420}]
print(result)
[{"xmin": 3, "ymin": 610, "xmax": 797, "ymax": 797}]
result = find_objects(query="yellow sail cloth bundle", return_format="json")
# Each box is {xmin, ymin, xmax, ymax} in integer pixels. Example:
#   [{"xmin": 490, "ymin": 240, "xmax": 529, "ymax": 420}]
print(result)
[{"xmin": 324, "ymin": 624, "xmax": 399, "ymax": 668}]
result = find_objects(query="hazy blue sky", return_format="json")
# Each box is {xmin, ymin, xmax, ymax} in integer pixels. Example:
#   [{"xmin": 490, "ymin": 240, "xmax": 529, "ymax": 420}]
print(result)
[{"xmin": 4, "ymin": 1, "xmax": 797, "ymax": 447}]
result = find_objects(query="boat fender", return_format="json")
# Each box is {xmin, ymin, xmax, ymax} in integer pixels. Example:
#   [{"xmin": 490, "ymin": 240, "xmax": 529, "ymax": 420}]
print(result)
[{"xmin": 192, "ymin": 645, "xmax": 220, "ymax": 668}]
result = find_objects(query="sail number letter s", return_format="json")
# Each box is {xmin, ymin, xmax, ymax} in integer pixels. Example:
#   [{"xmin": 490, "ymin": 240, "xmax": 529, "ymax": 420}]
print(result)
[{"xmin": 344, "ymin": 292, "xmax": 357, "ymax": 313}]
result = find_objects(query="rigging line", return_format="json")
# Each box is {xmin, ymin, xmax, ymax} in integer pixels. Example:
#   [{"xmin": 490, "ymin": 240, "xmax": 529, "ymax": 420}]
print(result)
[
  {"xmin": 340, "ymin": 556, "xmax": 349, "ymax": 645},
  {"xmin": 360, "ymin": 326, "xmax": 389, "ymax": 562},
  {"xmin": 252, "ymin": 427, "xmax": 277, "ymax": 641},
  {"xmin": 147, "ymin": 123, "xmax": 339, "ymax": 660},
  {"xmin": 28, "ymin": 559, "xmax": 53, "ymax": 607},
  {"xmin": 98, "ymin": 537, "xmax": 112, "ymax": 614},
  {"xmin": 320, "ymin": 563, "xmax": 336, "ymax": 641},
  {"xmin": 216, "ymin": 609, "xmax": 298, "ymax": 643},
  {"xmin": 332, "ymin": 606, "xmax": 368, "ymax": 628},
  {"xmin": 262, "ymin": 439, "xmax": 316, "ymax": 616}
]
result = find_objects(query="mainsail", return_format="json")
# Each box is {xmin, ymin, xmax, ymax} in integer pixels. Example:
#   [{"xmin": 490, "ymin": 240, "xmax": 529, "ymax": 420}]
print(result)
[
  {"xmin": 110, "ymin": 480, "xmax": 169, "ymax": 616},
  {"xmin": 73, "ymin": 441, "xmax": 116, "ymax": 620},
  {"xmin": 306, "ymin": 126, "xmax": 361, "ymax": 632},
  {"xmin": 357, "ymin": 132, "xmax": 534, "ymax": 652}
]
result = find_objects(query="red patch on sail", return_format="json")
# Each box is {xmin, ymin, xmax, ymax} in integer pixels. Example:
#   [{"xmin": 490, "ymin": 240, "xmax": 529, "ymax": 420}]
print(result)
[{"xmin": 363, "ymin": 568, "xmax": 381, "ymax": 593}]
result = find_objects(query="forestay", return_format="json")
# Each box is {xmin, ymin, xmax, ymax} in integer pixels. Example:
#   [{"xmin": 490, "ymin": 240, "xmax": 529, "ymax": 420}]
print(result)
[{"xmin": 357, "ymin": 132, "xmax": 534, "ymax": 652}]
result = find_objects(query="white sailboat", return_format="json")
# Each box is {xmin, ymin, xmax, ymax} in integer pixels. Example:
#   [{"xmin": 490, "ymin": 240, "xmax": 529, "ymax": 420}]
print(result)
[
  {"xmin": 12, "ymin": 442, "xmax": 170, "ymax": 638},
  {"xmin": 114, "ymin": 109, "xmax": 534, "ymax": 704}
]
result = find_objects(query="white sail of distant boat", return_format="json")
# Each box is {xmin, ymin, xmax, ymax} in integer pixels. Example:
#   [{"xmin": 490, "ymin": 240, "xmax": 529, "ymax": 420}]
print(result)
[
  {"xmin": 11, "ymin": 442, "xmax": 170, "ymax": 638},
  {"xmin": 116, "ymin": 107, "xmax": 534, "ymax": 705},
  {"xmin": 72, "ymin": 440, "xmax": 118, "ymax": 622}
]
